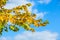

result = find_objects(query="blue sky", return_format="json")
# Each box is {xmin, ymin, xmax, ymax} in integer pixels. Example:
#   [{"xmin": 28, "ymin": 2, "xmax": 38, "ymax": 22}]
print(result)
[{"xmin": 0, "ymin": 0, "xmax": 60, "ymax": 40}]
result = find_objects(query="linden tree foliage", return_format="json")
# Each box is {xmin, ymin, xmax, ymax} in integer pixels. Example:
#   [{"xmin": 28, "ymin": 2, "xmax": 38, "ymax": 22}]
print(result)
[{"xmin": 0, "ymin": 0, "xmax": 49, "ymax": 35}]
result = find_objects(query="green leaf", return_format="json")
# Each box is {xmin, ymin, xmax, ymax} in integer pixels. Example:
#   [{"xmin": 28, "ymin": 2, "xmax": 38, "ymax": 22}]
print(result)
[
  {"xmin": 0, "ymin": 28, "xmax": 3, "ymax": 36},
  {"xmin": 43, "ymin": 20, "xmax": 49, "ymax": 24},
  {"xmin": 26, "ymin": 3, "xmax": 31, "ymax": 7},
  {"xmin": 9, "ymin": 25, "xmax": 19, "ymax": 32},
  {"xmin": 30, "ymin": 28, "xmax": 35, "ymax": 32},
  {"xmin": 22, "ymin": 23, "xmax": 33, "ymax": 31}
]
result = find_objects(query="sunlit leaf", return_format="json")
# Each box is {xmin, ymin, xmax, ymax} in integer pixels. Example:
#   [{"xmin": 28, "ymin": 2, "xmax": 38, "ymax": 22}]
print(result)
[
  {"xmin": 0, "ymin": 0, "xmax": 49, "ymax": 36},
  {"xmin": 43, "ymin": 20, "xmax": 49, "ymax": 24},
  {"xmin": 26, "ymin": 3, "xmax": 32, "ymax": 7},
  {"xmin": 9, "ymin": 25, "xmax": 19, "ymax": 32},
  {"xmin": 0, "ymin": 0, "xmax": 7, "ymax": 8},
  {"xmin": 22, "ymin": 23, "xmax": 31, "ymax": 31}
]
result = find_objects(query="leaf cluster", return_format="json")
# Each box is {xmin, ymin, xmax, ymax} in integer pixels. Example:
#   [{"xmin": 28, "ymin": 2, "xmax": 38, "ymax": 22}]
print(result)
[{"xmin": 0, "ymin": 0, "xmax": 49, "ymax": 36}]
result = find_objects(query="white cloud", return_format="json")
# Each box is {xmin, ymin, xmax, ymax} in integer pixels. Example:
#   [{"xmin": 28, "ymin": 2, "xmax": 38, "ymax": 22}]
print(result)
[
  {"xmin": 33, "ymin": 9, "xmax": 47, "ymax": 19},
  {"xmin": 14, "ymin": 31, "xmax": 58, "ymax": 40},
  {"xmin": 8, "ymin": 0, "xmax": 29, "ymax": 5},
  {"xmin": 33, "ymin": 9, "xmax": 38, "ymax": 13},
  {"xmin": 0, "ymin": 37, "xmax": 12, "ymax": 40},
  {"xmin": 4, "ymin": 3, "xmax": 17, "ymax": 9},
  {"xmin": 38, "ymin": 0, "xmax": 51, "ymax": 4},
  {"xmin": 4, "ymin": 0, "xmax": 35, "ymax": 12},
  {"xmin": 36, "ymin": 12, "xmax": 47, "ymax": 19},
  {"xmin": 0, "ymin": 31, "xmax": 58, "ymax": 40},
  {"xmin": 0, "ymin": 37, "xmax": 7, "ymax": 40}
]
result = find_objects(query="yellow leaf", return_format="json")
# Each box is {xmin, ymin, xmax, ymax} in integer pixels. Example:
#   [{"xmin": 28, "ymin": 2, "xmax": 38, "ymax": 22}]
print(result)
[{"xmin": 26, "ymin": 3, "xmax": 32, "ymax": 6}]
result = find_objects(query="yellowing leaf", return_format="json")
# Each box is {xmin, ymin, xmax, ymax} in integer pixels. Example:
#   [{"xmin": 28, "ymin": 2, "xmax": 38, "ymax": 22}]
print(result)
[{"xmin": 26, "ymin": 3, "xmax": 32, "ymax": 6}]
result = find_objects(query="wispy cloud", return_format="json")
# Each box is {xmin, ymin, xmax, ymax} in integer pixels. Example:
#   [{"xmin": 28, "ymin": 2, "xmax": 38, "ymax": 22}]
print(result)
[
  {"xmin": 0, "ymin": 31, "xmax": 58, "ymax": 40},
  {"xmin": 38, "ymin": 0, "xmax": 51, "ymax": 4},
  {"xmin": 14, "ymin": 31, "xmax": 58, "ymax": 40},
  {"xmin": 36, "ymin": 12, "xmax": 47, "ymax": 19},
  {"xmin": 33, "ymin": 9, "xmax": 47, "ymax": 19},
  {"xmin": 4, "ymin": 0, "xmax": 35, "ymax": 12},
  {"xmin": 0, "ymin": 37, "xmax": 11, "ymax": 40},
  {"xmin": 0, "ymin": 37, "xmax": 6, "ymax": 40}
]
